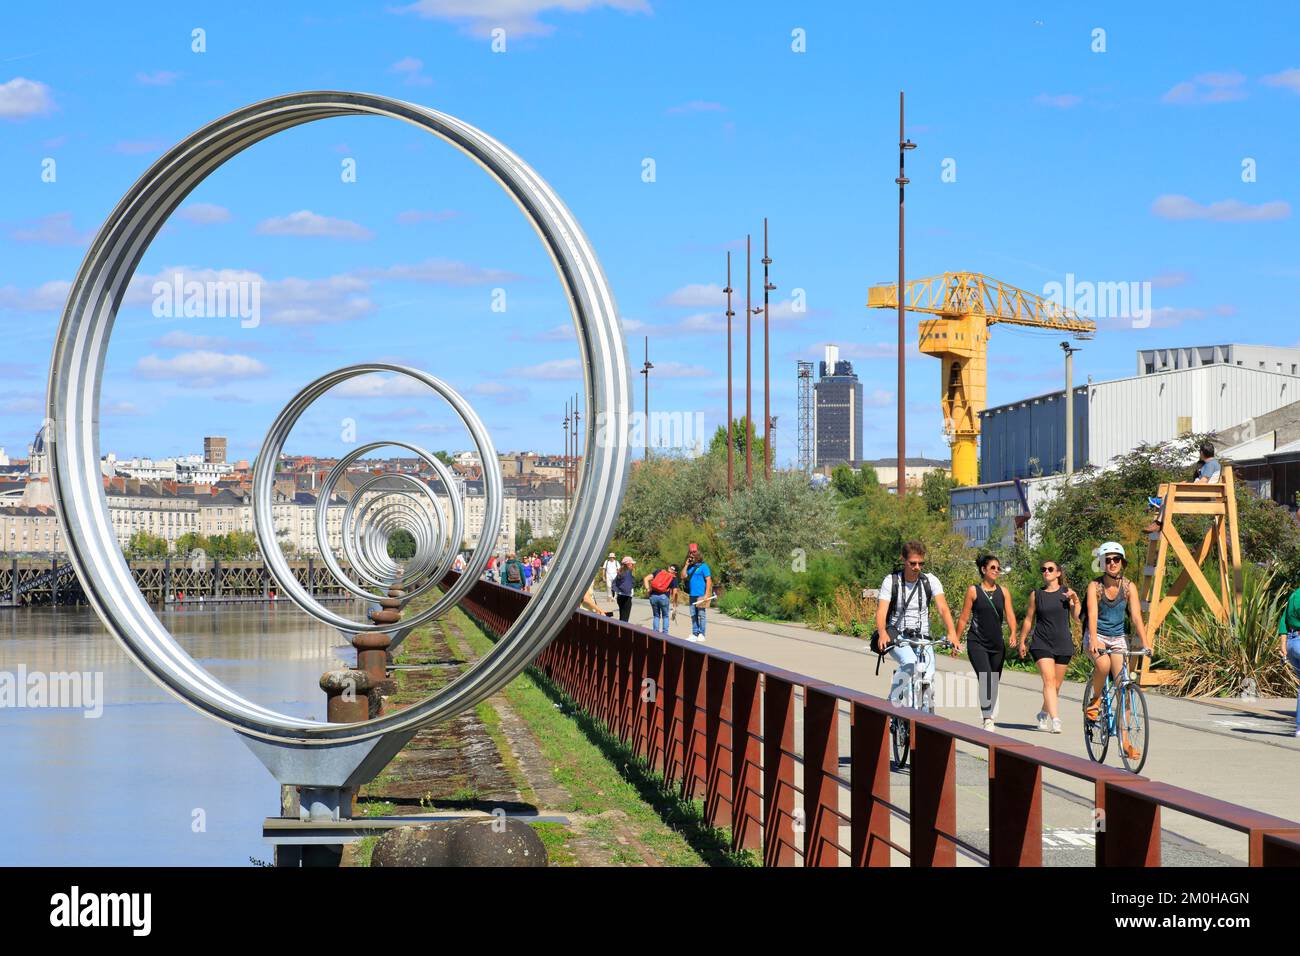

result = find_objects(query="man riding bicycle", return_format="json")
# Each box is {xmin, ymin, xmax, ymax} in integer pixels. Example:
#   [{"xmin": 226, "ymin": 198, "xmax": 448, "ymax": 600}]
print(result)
[
  {"xmin": 873, "ymin": 541, "xmax": 961, "ymax": 708},
  {"xmin": 1085, "ymin": 541, "xmax": 1151, "ymax": 761}
]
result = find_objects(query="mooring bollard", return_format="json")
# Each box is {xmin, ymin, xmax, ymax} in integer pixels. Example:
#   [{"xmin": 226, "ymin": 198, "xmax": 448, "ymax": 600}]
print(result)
[
  {"xmin": 388, "ymin": 588, "xmax": 406, "ymax": 598},
  {"xmin": 320, "ymin": 669, "xmax": 372, "ymax": 723},
  {"xmin": 369, "ymin": 607, "xmax": 402, "ymax": 625},
  {"xmin": 354, "ymin": 630, "xmax": 396, "ymax": 697}
]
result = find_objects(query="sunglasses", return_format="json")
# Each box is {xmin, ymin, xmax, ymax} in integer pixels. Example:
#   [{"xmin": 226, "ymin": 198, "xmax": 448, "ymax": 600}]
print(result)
[
  {"xmin": 1040, "ymin": 566, "xmax": 1057, "ymax": 573},
  {"xmin": 906, "ymin": 560, "xmax": 926, "ymax": 567},
  {"xmin": 1104, "ymin": 555, "xmax": 1123, "ymax": 564}
]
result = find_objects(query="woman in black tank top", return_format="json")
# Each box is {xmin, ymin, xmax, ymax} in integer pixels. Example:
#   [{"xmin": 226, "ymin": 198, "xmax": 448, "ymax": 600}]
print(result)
[
  {"xmin": 1014, "ymin": 559, "xmax": 1080, "ymax": 733},
  {"xmin": 955, "ymin": 554, "xmax": 1018, "ymax": 729}
]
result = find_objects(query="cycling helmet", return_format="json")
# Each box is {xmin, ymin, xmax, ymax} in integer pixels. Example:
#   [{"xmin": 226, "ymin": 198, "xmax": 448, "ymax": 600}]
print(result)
[{"xmin": 1095, "ymin": 541, "xmax": 1126, "ymax": 560}]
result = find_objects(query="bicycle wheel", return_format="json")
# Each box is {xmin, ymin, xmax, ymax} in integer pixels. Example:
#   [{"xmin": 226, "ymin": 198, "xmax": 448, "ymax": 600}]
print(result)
[
  {"xmin": 890, "ymin": 715, "xmax": 910, "ymax": 769},
  {"xmin": 1118, "ymin": 682, "xmax": 1149, "ymax": 774},
  {"xmin": 1082, "ymin": 682, "xmax": 1110, "ymax": 764}
]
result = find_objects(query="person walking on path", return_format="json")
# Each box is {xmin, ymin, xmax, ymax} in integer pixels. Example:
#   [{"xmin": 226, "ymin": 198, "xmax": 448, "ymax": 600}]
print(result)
[
  {"xmin": 603, "ymin": 552, "xmax": 619, "ymax": 598},
  {"xmin": 676, "ymin": 543, "xmax": 713, "ymax": 643},
  {"xmin": 873, "ymin": 541, "xmax": 960, "ymax": 708},
  {"xmin": 613, "ymin": 555, "xmax": 637, "ymax": 622},
  {"xmin": 955, "ymin": 554, "xmax": 1016, "ymax": 731},
  {"xmin": 643, "ymin": 563, "xmax": 678, "ymax": 635},
  {"xmin": 1085, "ymin": 541, "xmax": 1150, "ymax": 762},
  {"xmin": 1279, "ymin": 581, "xmax": 1300, "ymax": 737},
  {"xmin": 501, "ymin": 552, "xmax": 527, "ymax": 591},
  {"xmin": 1015, "ymin": 558, "xmax": 1080, "ymax": 734}
]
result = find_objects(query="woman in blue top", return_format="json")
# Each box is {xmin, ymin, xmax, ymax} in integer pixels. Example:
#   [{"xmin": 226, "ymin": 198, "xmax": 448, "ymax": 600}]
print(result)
[
  {"xmin": 1279, "ymin": 582, "xmax": 1300, "ymax": 737},
  {"xmin": 1085, "ymin": 541, "xmax": 1150, "ymax": 761}
]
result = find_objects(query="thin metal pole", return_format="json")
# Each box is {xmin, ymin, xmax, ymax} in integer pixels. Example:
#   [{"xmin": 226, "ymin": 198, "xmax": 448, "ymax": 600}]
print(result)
[
  {"xmin": 725, "ymin": 253, "xmax": 734, "ymax": 499},
  {"xmin": 572, "ymin": 392, "xmax": 581, "ymax": 495},
  {"xmin": 746, "ymin": 234, "xmax": 753, "ymax": 487},
  {"xmin": 896, "ymin": 91, "xmax": 916, "ymax": 500},
  {"xmin": 641, "ymin": 337, "xmax": 653, "ymax": 461},
  {"xmin": 563, "ymin": 399, "xmax": 570, "ymax": 506},
  {"xmin": 1062, "ymin": 343, "xmax": 1076, "ymax": 475},
  {"xmin": 763, "ymin": 217, "xmax": 773, "ymax": 480}
]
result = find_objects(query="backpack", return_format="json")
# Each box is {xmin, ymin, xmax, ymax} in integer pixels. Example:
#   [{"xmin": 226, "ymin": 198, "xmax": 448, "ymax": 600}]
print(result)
[
  {"xmin": 650, "ymin": 569, "xmax": 675, "ymax": 594},
  {"xmin": 870, "ymin": 571, "xmax": 933, "ymax": 655},
  {"xmin": 505, "ymin": 561, "xmax": 523, "ymax": 585}
]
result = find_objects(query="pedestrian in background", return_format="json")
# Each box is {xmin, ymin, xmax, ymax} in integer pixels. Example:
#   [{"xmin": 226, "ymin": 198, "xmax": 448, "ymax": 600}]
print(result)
[
  {"xmin": 677, "ymin": 543, "xmax": 713, "ymax": 643},
  {"xmin": 644, "ymin": 563, "xmax": 678, "ymax": 635},
  {"xmin": 955, "ymin": 553, "xmax": 1017, "ymax": 731},
  {"xmin": 1279, "ymin": 579, "xmax": 1300, "ymax": 737},
  {"xmin": 614, "ymin": 555, "xmax": 636, "ymax": 622},
  {"xmin": 603, "ymin": 552, "xmax": 619, "ymax": 598},
  {"xmin": 1016, "ymin": 558, "xmax": 1079, "ymax": 734}
]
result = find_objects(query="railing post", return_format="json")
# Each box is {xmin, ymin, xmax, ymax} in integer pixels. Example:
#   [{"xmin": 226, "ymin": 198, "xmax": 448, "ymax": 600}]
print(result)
[
  {"xmin": 645, "ymin": 635, "xmax": 666, "ymax": 773},
  {"xmin": 1259, "ymin": 832, "xmax": 1300, "ymax": 866},
  {"xmin": 763, "ymin": 676, "xmax": 796, "ymax": 866},
  {"xmin": 850, "ymin": 701, "xmax": 891, "ymax": 867},
  {"xmin": 1099, "ymin": 782, "xmax": 1160, "ymax": 866},
  {"xmin": 803, "ymin": 686, "xmax": 840, "ymax": 867},
  {"xmin": 704, "ymin": 656, "xmax": 733, "ymax": 829},
  {"xmin": 988, "ymin": 745, "xmax": 1043, "ymax": 867},
  {"xmin": 731, "ymin": 665, "xmax": 763, "ymax": 854},
  {"xmin": 680, "ymin": 647, "xmax": 707, "ymax": 803},
  {"xmin": 661, "ymin": 641, "xmax": 684, "ymax": 789},
  {"xmin": 619, "ymin": 628, "xmax": 634, "ymax": 744},
  {"xmin": 909, "ymin": 721, "xmax": 957, "ymax": 866}
]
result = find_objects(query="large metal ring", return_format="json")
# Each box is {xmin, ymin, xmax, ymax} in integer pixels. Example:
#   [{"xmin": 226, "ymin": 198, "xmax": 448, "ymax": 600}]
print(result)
[
  {"xmin": 350, "ymin": 495, "xmax": 437, "ymax": 586},
  {"xmin": 48, "ymin": 92, "xmax": 630, "ymax": 744},
  {"xmin": 342, "ymin": 473, "xmax": 449, "ymax": 591},
  {"xmin": 308, "ymin": 433, "xmax": 476, "ymax": 619}
]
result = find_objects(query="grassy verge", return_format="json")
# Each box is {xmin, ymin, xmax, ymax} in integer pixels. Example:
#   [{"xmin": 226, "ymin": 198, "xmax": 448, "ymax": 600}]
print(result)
[{"xmin": 450, "ymin": 605, "xmax": 759, "ymax": 867}]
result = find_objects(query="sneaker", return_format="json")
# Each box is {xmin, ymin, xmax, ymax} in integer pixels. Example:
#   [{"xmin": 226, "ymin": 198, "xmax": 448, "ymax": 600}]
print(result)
[
  {"xmin": 1036, "ymin": 711, "xmax": 1049, "ymax": 731},
  {"xmin": 1050, "ymin": 717, "xmax": 1062, "ymax": 734},
  {"xmin": 982, "ymin": 718, "xmax": 995, "ymax": 731}
]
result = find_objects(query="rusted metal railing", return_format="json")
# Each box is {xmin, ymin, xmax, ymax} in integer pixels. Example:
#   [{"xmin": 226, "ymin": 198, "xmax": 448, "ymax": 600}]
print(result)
[{"xmin": 450, "ymin": 574, "xmax": 1300, "ymax": 867}]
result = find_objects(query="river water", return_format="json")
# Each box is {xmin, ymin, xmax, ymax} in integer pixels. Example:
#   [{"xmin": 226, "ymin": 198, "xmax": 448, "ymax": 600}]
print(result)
[{"xmin": 0, "ymin": 602, "xmax": 364, "ymax": 866}]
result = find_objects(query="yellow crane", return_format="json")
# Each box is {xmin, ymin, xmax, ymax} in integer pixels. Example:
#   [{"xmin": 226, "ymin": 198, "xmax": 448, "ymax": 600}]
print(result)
[{"xmin": 867, "ymin": 272, "xmax": 1096, "ymax": 486}]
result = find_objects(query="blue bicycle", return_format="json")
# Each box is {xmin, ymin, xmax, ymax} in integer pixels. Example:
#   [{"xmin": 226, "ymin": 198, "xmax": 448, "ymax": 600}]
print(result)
[{"xmin": 1082, "ymin": 647, "xmax": 1151, "ymax": 774}]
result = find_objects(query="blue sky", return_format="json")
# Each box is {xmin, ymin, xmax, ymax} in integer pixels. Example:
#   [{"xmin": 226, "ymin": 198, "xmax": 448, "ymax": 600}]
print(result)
[{"xmin": 1, "ymin": 1, "xmax": 1297, "ymax": 467}]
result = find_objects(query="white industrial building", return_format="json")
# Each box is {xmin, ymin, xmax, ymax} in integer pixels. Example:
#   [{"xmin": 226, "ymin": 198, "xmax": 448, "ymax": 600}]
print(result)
[{"xmin": 1138, "ymin": 344, "xmax": 1300, "ymax": 377}]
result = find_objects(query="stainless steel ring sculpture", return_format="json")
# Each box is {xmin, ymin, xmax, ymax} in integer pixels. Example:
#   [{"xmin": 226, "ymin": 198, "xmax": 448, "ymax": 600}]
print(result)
[
  {"xmin": 313, "ymin": 437, "xmax": 470, "ymax": 610},
  {"xmin": 341, "ymin": 474, "xmax": 448, "ymax": 591},
  {"xmin": 48, "ymin": 91, "xmax": 631, "ymax": 745},
  {"xmin": 350, "ymin": 496, "xmax": 435, "ymax": 585}
]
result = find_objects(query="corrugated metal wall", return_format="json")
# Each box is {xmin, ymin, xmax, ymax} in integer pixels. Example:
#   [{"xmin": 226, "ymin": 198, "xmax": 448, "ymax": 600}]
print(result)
[
  {"xmin": 978, "ymin": 387, "xmax": 1088, "ymax": 483},
  {"xmin": 1086, "ymin": 366, "xmax": 1300, "ymax": 467}
]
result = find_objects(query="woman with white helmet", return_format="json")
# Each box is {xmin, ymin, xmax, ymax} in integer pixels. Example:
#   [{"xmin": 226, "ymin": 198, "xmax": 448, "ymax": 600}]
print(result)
[{"xmin": 1085, "ymin": 540, "xmax": 1151, "ymax": 761}]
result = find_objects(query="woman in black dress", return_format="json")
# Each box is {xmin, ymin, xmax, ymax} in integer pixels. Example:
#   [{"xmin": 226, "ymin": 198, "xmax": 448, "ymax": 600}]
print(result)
[
  {"xmin": 955, "ymin": 554, "xmax": 1017, "ymax": 731},
  {"xmin": 1014, "ymin": 559, "xmax": 1080, "ymax": 734}
]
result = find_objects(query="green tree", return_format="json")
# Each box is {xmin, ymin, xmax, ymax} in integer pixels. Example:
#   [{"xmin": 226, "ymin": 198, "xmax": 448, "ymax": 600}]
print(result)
[
  {"xmin": 127, "ymin": 531, "xmax": 169, "ymax": 558},
  {"xmin": 715, "ymin": 471, "xmax": 840, "ymax": 572},
  {"xmin": 707, "ymin": 417, "xmax": 768, "ymax": 466},
  {"xmin": 921, "ymin": 469, "xmax": 955, "ymax": 514},
  {"xmin": 515, "ymin": 519, "xmax": 533, "ymax": 551},
  {"xmin": 831, "ymin": 464, "xmax": 873, "ymax": 498},
  {"xmin": 387, "ymin": 528, "xmax": 416, "ymax": 560}
]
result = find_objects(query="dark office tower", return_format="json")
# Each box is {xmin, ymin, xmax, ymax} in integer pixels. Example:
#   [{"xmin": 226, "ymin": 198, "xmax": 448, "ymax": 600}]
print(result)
[{"xmin": 813, "ymin": 346, "xmax": 864, "ymax": 468}]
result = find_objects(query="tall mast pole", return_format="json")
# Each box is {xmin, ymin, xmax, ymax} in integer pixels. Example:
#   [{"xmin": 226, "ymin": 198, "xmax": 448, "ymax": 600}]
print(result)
[
  {"xmin": 563, "ymin": 399, "xmax": 570, "ymax": 507},
  {"xmin": 725, "ymin": 253, "xmax": 735, "ymax": 499},
  {"xmin": 640, "ymin": 338, "xmax": 653, "ymax": 461},
  {"xmin": 746, "ymin": 234, "xmax": 753, "ymax": 487},
  {"xmin": 572, "ymin": 391, "xmax": 581, "ymax": 495},
  {"xmin": 763, "ymin": 217, "xmax": 774, "ymax": 479},
  {"xmin": 896, "ymin": 91, "xmax": 916, "ymax": 500}
]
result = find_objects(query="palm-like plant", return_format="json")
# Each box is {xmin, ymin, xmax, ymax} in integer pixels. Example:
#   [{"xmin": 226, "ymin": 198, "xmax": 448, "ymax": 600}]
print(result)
[{"xmin": 1162, "ymin": 570, "xmax": 1298, "ymax": 698}]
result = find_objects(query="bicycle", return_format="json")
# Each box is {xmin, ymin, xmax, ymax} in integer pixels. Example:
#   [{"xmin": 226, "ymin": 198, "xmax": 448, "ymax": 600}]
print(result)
[
  {"xmin": 1082, "ymin": 647, "xmax": 1152, "ymax": 774},
  {"xmin": 875, "ymin": 633, "xmax": 954, "ymax": 770}
]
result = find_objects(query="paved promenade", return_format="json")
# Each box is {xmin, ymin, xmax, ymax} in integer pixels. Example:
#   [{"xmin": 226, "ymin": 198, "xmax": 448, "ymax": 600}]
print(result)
[{"xmin": 594, "ymin": 594, "xmax": 1300, "ymax": 864}]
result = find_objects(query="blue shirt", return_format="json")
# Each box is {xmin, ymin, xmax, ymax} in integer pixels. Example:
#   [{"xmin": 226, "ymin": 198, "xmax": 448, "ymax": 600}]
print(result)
[{"xmin": 685, "ymin": 561, "xmax": 711, "ymax": 597}]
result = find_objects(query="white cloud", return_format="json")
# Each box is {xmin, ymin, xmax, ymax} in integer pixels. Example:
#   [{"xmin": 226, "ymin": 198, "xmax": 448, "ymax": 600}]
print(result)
[
  {"xmin": 1147, "ymin": 271, "xmax": 1191, "ymax": 289},
  {"xmin": 152, "ymin": 330, "xmax": 234, "ymax": 350},
  {"xmin": 256, "ymin": 209, "xmax": 374, "ymax": 240},
  {"xmin": 363, "ymin": 258, "xmax": 520, "ymax": 285},
  {"xmin": 1151, "ymin": 194, "xmax": 1290, "ymax": 222},
  {"xmin": 0, "ymin": 77, "xmax": 55, "ymax": 119},
  {"xmin": 136, "ymin": 70, "xmax": 181, "ymax": 86},
  {"xmin": 389, "ymin": 57, "xmax": 433, "ymax": 86},
  {"xmin": 1033, "ymin": 93, "xmax": 1082, "ymax": 108},
  {"xmin": 660, "ymin": 282, "xmax": 723, "ymax": 307},
  {"xmin": 135, "ymin": 350, "xmax": 269, "ymax": 387},
  {"xmin": 0, "ymin": 279, "xmax": 71, "ymax": 312},
  {"xmin": 507, "ymin": 357, "xmax": 580, "ymax": 380},
  {"xmin": 392, "ymin": 0, "xmax": 651, "ymax": 38},
  {"xmin": 1161, "ymin": 72, "xmax": 1247, "ymax": 104},
  {"xmin": 643, "ymin": 361, "xmax": 709, "ymax": 379},
  {"xmin": 1262, "ymin": 67, "xmax": 1300, "ymax": 93},
  {"xmin": 7, "ymin": 212, "xmax": 88, "ymax": 245},
  {"xmin": 179, "ymin": 202, "xmax": 231, "ymax": 224},
  {"xmin": 334, "ymin": 374, "xmax": 430, "ymax": 398}
]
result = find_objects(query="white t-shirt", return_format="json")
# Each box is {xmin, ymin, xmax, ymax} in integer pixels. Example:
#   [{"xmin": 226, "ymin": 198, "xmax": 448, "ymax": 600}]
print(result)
[
  {"xmin": 603, "ymin": 559, "xmax": 619, "ymax": 581},
  {"xmin": 878, "ymin": 572, "xmax": 943, "ymax": 635}
]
